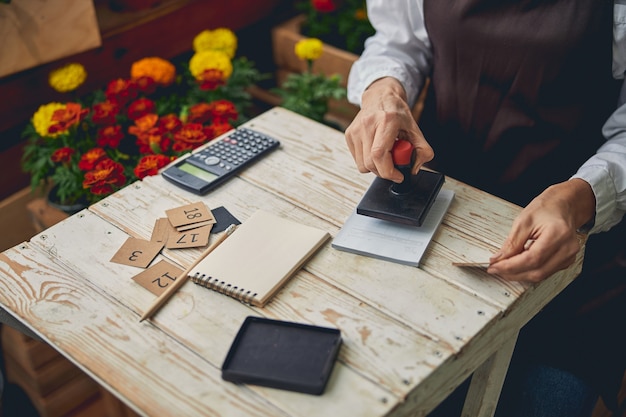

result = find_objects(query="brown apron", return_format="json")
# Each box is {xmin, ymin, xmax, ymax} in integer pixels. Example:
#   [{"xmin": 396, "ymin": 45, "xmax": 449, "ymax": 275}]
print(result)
[{"xmin": 421, "ymin": 0, "xmax": 625, "ymax": 412}]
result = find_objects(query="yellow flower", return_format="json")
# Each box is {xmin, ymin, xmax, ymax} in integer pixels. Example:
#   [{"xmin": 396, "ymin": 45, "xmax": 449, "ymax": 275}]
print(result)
[
  {"xmin": 189, "ymin": 50, "xmax": 233, "ymax": 81},
  {"xmin": 295, "ymin": 38, "xmax": 324, "ymax": 61},
  {"xmin": 48, "ymin": 63, "xmax": 87, "ymax": 93},
  {"xmin": 32, "ymin": 103, "xmax": 66, "ymax": 137},
  {"xmin": 130, "ymin": 57, "xmax": 176, "ymax": 86},
  {"xmin": 192, "ymin": 28, "xmax": 238, "ymax": 59}
]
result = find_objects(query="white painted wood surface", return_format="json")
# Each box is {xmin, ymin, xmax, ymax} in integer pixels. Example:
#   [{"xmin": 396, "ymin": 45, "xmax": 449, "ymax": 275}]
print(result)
[{"xmin": 0, "ymin": 108, "xmax": 585, "ymax": 417}]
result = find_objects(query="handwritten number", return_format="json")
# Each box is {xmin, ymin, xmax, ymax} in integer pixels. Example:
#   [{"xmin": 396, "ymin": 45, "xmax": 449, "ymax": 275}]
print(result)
[{"xmin": 152, "ymin": 271, "xmax": 177, "ymax": 288}]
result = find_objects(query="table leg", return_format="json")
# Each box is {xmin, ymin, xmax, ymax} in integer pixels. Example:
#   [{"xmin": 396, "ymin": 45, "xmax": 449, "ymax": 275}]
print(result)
[{"xmin": 461, "ymin": 331, "xmax": 519, "ymax": 417}]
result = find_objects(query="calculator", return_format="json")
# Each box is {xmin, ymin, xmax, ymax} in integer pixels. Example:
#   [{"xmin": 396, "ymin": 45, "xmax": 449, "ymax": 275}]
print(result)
[{"xmin": 161, "ymin": 127, "xmax": 280, "ymax": 195}]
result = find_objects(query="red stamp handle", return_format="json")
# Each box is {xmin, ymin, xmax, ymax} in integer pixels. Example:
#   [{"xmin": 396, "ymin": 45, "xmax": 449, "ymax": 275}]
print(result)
[{"xmin": 392, "ymin": 139, "xmax": 413, "ymax": 166}]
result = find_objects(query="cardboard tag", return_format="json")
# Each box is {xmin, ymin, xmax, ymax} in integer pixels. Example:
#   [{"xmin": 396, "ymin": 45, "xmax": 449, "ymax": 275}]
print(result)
[
  {"xmin": 151, "ymin": 218, "xmax": 171, "ymax": 243},
  {"xmin": 166, "ymin": 224, "xmax": 212, "ymax": 249},
  {"xmin": 110, "ymin": 237, "xmax": 164, "ymax": 268},
  {"xmin": 132, "ymin": 260, "xmax": 184, "ymax": 295},
  {"xmin": 166, "ymin": 202, "xmax": 215, "ymax": 229},
  {"xmin": 176, "ymin": 219, "xmax": 214, "ymax": 232}
]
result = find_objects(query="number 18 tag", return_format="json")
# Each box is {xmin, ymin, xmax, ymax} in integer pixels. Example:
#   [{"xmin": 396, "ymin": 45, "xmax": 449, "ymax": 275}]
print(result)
[{"xmin": 165, "ymin": 202, "xmax": 216, "ymax": 229}]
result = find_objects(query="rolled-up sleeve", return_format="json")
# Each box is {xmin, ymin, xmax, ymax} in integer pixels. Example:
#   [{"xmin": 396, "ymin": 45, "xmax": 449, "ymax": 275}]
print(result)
[
  {"xmin": 347, "ymin": 0, "xmax": 432, "ymax": 108},
  {"xmin": 571, "ymin": 3, "xmax": 626, "ymax": 233}
]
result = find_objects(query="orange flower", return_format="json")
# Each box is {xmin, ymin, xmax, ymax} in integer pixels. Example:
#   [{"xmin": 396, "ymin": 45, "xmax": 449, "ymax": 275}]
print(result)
[
  {"xmin": 131, "ymin": 57, "xmax": 176, "ymax": 86},
  {"xmin": 173, "ymin": 123, "xmax": 210, "ymax": 152},
  {"xmin": 96, "ymin": 125, "xmax": 124, "ymax": 148},
  {"xmin": 83, "ymin": 159, "xmax": 126, "ymax": 195},
  {"xmin": 208, "ymin": 99, "xmax": 238, "ymax": 123},
  {"xmin": 128, "ymin": 114, "xmax": 159, "ymax": 137},
  {"xmin": 92, "ymin": 100, "xmax": 120, "ymax": 125},
  {"xmin": 127, "ymin": 98, "xmax": 156, "ymax": 121},
  {"xmin": 78, "ymin": 148, "xmax": 108, "ymax": 171},
  {"xmin": 134, "ymin": 154, "xmax": 172, "ymax": 179},
  {"xmin": 48, "ymin": 103, "xmax": 89, "ymax": 134},
  {"xmin": 51, "ymin": 147, "xmax": 76, "ymax": 163}
]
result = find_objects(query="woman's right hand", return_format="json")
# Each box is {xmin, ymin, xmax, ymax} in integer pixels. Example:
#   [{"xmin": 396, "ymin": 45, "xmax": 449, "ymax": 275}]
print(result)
[{"xmin": 344, "ymin": 77, "xmax": 434, "ymax": 183}]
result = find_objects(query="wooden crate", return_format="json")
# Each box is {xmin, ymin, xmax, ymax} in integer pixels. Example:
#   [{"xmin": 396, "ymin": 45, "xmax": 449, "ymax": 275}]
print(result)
[{"xmin": 2, "ymin": 326, "xmax": 99, "ymax": 417}]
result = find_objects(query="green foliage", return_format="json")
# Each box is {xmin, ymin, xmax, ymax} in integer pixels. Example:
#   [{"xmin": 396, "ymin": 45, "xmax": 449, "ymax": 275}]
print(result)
[{"xmin": 273, "ymin": 71, "xmax": 346, "ymax": 123}]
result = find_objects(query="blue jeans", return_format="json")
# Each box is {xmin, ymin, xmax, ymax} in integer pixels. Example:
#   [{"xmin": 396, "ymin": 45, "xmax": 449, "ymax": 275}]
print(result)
[{"xmin": 429, "ymin": 364, "xmax": 598, "ymax": 417}]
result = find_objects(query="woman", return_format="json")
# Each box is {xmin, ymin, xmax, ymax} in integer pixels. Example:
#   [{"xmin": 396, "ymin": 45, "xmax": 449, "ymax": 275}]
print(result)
[{"xmin": 345, "ymin": 1, "xmax": 626, "ymax": 416}]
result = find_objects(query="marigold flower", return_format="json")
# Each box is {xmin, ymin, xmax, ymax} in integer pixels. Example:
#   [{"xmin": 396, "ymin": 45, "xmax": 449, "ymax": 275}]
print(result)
[
  {"xmin": 48, "ymin": 103, "xmax": 89, "ymax": 135},
  {"xmin": 173, "ymin": 123, "xmax": 210, "ymax": 152},
  {"xmin": 130, "ymin": 57, "xmax": 176, "ymax": 86},
  {"xmin": 31, "ymin": 103, "xmax": 66, "ymax": 137},
  {"xmin": 311, "ymin": 0, "xmax": 338, "ymax": 12},
  {"xmin": 157, "ymin": 114, "xmax": 183, "ymax": 133},
  {"xmin": 207, "ymin": 121, "xmax": 233, "ymax": 138},
  {"xmin": 189, "ymin": 50, "xmax": 233, "ymax": 82},
  {"xmin": 208, "ymin": 99, "xmax": 238, "ymax": 124},
  {"xmin": 96, "ymin": 125, "xmax": 124, "ymax": 148},
  {"xmin": 78, "ymin": 148, "xmax": 108, "ymax": 171},
  {"xmin": 128, "ymin": 113, "xmax": 159, "ymax": 138},
  {"xmin": 92, "ymin": 100, "xmax": 120, "ymax": 125},
  {"xmin": 134, "ymin": 154, "xmax": 172, "ymax": 179},
  {"xmin": 198, "ymin": 69, "xmax": 227, "ymax": 91},
  {"xmin": 295, "ymin": 38, "xmax": 324, "ymax": 61},
  {"xmin": 105, "ymin": 78, "xmax": 138, "ymax": 106},
  {"xmin": 193, "ymin": 28, "xmax": 238, "ymax": 59},
  {"xmin": 187, "ymin": 103, "xmax": 214, "ymax": 124},
  {"xmin": 51, "ymin": 147, "xmax": 76, "ymax": 163},
  {"xmin": 48, "ymin": 63, "xmax": 87, "ymax": 93},
  {"xmin": 127, "ymin": 98, "xmax": 156, "ymax": 121},
  {"xmin": 133, "ymin": 76, "xmax": 157, "ymax": 95},
  {"xmin": 83, "ymin": 159, "xmax": 126, "ymax": 195}
]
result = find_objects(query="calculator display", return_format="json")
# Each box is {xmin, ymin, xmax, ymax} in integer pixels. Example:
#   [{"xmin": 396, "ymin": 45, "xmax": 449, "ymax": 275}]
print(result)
[
  {"xmin": 161, "ymin": 127, "xmax": 280, "ymax": 195},
  {"xmin": 178, "ymin": 162, "xmax": 218, "ymax": 184}
]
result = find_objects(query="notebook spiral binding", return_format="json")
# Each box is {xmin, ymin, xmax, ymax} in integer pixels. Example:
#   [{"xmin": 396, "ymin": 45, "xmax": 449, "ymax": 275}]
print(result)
[{"xmin": 191, "ymin": 273, "xmax": 258, "ymax": 305}]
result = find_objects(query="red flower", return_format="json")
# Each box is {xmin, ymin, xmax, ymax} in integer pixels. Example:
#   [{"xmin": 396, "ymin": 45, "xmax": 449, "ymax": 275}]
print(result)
[
  {"xmin": 133, "ymin": 76, "xmax": 157, "ymax": 95},
  {"xmin": 128, "ymin": 113, "xmax": 158, "ymax": 137},
  {"xmin": 208, "ymin": 100, "xmax": 238, "ymax": 124},
  {"xmin": 127, "ymin": 98, "xmax": 156, "ymax": 121},
  {"xmin": 96, "ymin": 125, "xmax": 124, "ymax": 148},
  {"xmin": 311, "ymin": 0, "xmax": 338, "ymax": 13},
  {"xmin": 50, "ymin": 147, "xmax": 76, "ymax": 163},
  {"xmin": 157, "ymin": 114, "xmax": 182, "ymax": 133},
  {"xmin": 198, "ymin": 69, "xmax": 226, "ymax": 91},
  {"xmin": 48, "ymin": 103, "xmax": 89, "ymax": 134},
  {"xmin": 83, "ymin": 159, "xmax": 126, "ymax": 195},
  {"xmin": 172, "ymin": 123, "xmax": 210, "ymax": 152},
  {"xmin": 134, "ymin": 154, "xmax": 172, "ymax": 179},
  {"xmin": 105, "ymin": 78, "xmax": 138, "ymax": 106},
  {"xmin": 138, "ymin": 129, "xmax": 171, "ymax": 154},
  {"xmin": 187, "ymin": 103, "xmax": 214, "ymax": 124},
  {"xmin": 78, "ymin": 148, "xmax": 108, "ymax": 171},
  {"xmin": 207, "ymin": 121, "xmax": 233, "ymax": 138},
  {"xmin": 92, "ymin": 100, "xmax": 120, "ymax": 125}
]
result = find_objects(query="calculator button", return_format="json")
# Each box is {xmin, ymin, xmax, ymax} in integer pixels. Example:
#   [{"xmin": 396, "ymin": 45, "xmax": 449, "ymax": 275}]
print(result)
[{"xmin": 204, "ymin": 156, "xmax": 220, "ymax": 165}]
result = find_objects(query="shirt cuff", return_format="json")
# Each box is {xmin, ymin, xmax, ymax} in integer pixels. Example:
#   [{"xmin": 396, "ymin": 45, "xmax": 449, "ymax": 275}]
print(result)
[{"xmin": 571, "ymin": 165, "xmax": 617, "ymax": 233}]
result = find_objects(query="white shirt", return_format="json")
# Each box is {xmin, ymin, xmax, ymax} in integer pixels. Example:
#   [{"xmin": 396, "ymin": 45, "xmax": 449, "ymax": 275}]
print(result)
[{"xmin": 348, "ymin": 0, "xmax": 626, "ymax": 233}]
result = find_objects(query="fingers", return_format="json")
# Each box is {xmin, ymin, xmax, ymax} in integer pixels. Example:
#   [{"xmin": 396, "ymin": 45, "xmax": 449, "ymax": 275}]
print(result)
[{"xmin": 345, "ymin": 111, "xmax": 433, "ymax": 182}]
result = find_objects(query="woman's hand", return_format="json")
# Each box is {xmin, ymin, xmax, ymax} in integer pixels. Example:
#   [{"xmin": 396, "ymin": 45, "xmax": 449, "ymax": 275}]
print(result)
[
  {"xmin": 488, "ymin": 179, "xmax": 596, "ymax": 282},
  {"xmin": 344, "ymin": 77, "xmax": 434, "ymax": 183}
]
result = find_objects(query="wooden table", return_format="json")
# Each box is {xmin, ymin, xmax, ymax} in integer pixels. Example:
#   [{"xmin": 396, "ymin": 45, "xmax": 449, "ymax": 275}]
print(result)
[{"xmin": 0, "ymin": 107, "xmax": 584, "ymax": 417}]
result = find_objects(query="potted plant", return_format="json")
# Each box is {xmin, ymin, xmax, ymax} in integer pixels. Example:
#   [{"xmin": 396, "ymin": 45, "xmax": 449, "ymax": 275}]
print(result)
[
  {"xmin": 21, "ymin": 28, "xmax": 264, "ymax": 213},
  {"xmin": 272, "ymin": 38, "xmax": 346, "ymax": 124}
]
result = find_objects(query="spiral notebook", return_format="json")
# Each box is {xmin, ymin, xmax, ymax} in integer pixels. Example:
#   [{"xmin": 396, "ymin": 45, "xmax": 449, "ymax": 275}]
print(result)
[{"xmin": 189, "ymin": 210, "xmax": 330, "ymax": 307}]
